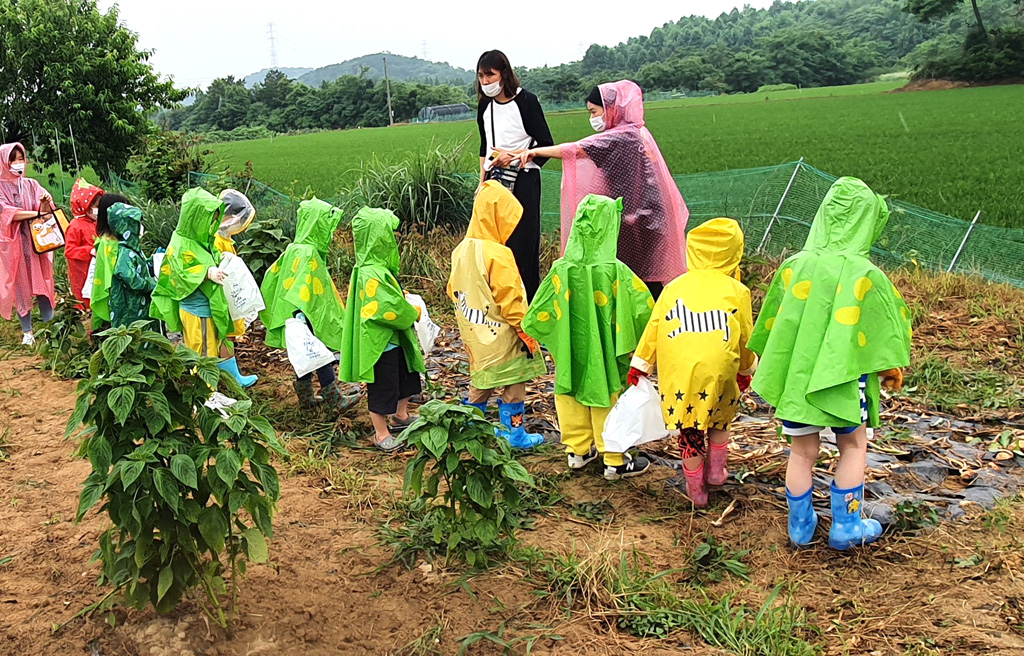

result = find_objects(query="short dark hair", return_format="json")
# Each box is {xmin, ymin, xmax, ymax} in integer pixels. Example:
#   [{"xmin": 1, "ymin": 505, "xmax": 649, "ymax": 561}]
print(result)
[
  {"xmin": 97, "ymin": 193, "xmax": 130, "ymax": 238},
  {"xmin": 7, "ymin": 145, "xmax": 25, "ymax": 163},
  {"xmin": 475, "ymin": 50, "xmax": 520, "ymax": 102}
]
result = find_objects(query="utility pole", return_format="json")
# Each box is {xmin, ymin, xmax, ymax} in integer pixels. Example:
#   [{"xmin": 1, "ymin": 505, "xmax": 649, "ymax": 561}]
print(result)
[
  {"xmin": 267, "ymin": 22, "xmax": 279, "ymax": 69},
  {"xmin": 383, "ymin": 55, "xmax": 394, "ymax": 127}
]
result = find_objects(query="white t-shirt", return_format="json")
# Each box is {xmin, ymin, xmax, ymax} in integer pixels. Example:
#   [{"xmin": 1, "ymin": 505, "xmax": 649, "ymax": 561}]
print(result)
[{"xmin": 479, "ymin": 88, "xmax": 549, "ymax": 171}]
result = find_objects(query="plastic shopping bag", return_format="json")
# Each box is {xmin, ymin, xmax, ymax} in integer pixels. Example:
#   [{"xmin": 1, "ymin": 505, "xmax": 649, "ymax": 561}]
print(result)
[
  {"xmin": 81, "ymin": 255, "xmax": 97, "ymax": 300},
  {"xmin": 602, "ymin": 377, "xmax": 669, "ymax": 453},
  {"xmin": 405, "ymin": 293, "xmax": 441, "ymax": 356},
  {"xmin": 284, "ymin": 317, "xmax": 336, "ymax": 378},
  {"xmin": 219, "ymin": 251, "xmax": 266, "ymax": 321}
]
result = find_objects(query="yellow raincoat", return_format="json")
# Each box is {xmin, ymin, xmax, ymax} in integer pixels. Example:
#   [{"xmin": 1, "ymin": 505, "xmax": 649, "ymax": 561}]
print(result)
[
  {"xmin": 632, "ymin": 218, "xmax": 756, "ymax": 432},
  {"xmin": 447, "ymin": 181, "xmax": 546, "ymax": 389}
]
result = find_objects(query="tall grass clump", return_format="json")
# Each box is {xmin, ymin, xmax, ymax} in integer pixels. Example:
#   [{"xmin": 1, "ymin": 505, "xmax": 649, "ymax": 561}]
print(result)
[{"xmin": 338, "ymin": 139, "xmax": 476, "ymax": 233}]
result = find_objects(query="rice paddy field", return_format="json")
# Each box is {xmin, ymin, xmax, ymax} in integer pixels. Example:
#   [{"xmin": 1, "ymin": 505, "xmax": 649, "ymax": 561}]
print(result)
[{"xmin": 213, "ymin": 82, "xmax": 1024, "ymax": 229}]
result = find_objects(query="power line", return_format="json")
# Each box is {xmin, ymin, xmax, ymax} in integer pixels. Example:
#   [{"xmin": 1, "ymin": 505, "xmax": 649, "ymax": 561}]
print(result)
[{"xmin": 267, "ymin": 22, "xmax": 279, "ymax": 69}]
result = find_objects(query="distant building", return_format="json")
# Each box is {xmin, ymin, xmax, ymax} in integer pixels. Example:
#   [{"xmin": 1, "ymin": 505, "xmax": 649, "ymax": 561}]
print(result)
[{"xmin": 418, "ymin": 103, "xmax": 473, "ymax": 122}]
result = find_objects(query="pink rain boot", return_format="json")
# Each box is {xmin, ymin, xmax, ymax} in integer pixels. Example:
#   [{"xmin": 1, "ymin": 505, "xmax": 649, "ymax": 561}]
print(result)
[
  {"xmin": 707, "ymin": 441, "xmax": 729, "ymax": 486},
  {"xmin": 683, "ymin": 462, "xmax": 709, "ymax": 507}
]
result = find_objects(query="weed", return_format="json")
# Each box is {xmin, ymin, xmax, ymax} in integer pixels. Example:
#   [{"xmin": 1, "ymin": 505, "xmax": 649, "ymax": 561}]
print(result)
[
  {"xmin": 982, "ymin": 498, "xmax": 1016, "ymax": 532},
  {"xmin": 457, "ymin": 622, "xmax": 562, "ymax": 656},
  {"xmin": 903, "ymin": 356, "xmax": 1023, "ymax": 414},
  {"xmin": 34, "ymin": 298, "xmax": 93, "ymax": 380},
  {"xmin": 891, "ymin": 500, "xmax": 941, "ymax": 535},
  {"xmin": 570, "ymin": 500, "xmax": 615, "ymax": 524},
  {"xmin": 950, "ymin": 554, "xmax": 984, "ymax": 568},
  {"xmin": 0, "ymin": 427, "xmax": 11, "ymax": 461},
  {"xmin": 395, "ymin": 616, "xmax": 447, "ymax": 656},
  {"xmin": 687, "ymin": 534, "xmax": 751, "ymax": 585}
]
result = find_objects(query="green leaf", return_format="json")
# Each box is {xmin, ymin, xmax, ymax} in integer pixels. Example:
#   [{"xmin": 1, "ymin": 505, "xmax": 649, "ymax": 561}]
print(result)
[
  {"xmin": 107, "ymin": 386, "xmax": 136, "ymax": 426},
  {"xmin": 445, "ymin": 451, "xmax": 462, "ymax": 474},
  {"xmin": 423, "ymin": 426, "xmax": 449, "ymax": 459},
  {"xmin": 170, "ymin": 454, "xmax": 198, "ymax": 489},
  {"xmin": 87, "ymin": 434, "xmax": 113, "ymax": 473},
  {"xmin": 65, "ymin": 392, "xmax": 91, "ymax": 439},
  {"xmin": 101, "ymin": 334, "xmax": 132, "ymax": 367},
  {"xmin": 466, "ymin": 474, "xmax": 493, "ymax": 509},
  {"xmin": 157, "ymin": 566, "xmax": 174, "ymax": 602},
  {"xmin": 215, "ymin": 449, "xmax": 242, "ymax": 486},
  {"xmin": 473, "ymin": 518, "xmax": 498, "ymax": 543},
  {"xmin": 501, "ymin": 461, "xmax": 534, "ymax": 486},
  {"xmin": 242, "ymin": 527, "xmax": 269, "ymax": 563},
  {"xmin": 404, "ymin": 458, "xmax": 427, "ymax": 495},
  {"xmin": 153, "ymin": 468, "xmax": 180, "ymax": 512},
  {"xmin": 198, "ymin": 363, "xmax": 222, "ymax": 390},
  {"xmin": 465, "ymin": 439, "xmax": 484, "ymax": 462},
  {"xmin": 251, "ymin": 461, "xmax": 281, "ymax": 501},
  {"xmin": 75, "ymin": 484, "xmax": 103, "ymax": 522},
  {"xmin": 198, "ymin": 507, "xmax": 228, "ymax": 553}
]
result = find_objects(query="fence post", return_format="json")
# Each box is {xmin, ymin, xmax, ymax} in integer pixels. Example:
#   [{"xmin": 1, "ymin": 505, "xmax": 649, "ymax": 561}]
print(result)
[
  {"xmin": 757, "ymin": 157, "xmax": 803, "ymax": 254},
  {"xmin": 947, "ymin": 210, "xmax": 982, "ymax": 273}
]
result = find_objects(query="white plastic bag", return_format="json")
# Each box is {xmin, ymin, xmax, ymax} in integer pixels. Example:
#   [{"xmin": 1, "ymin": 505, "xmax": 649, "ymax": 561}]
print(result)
[
  {"xmin": 405, "ymin": 293, "xmax": 441, "ymax": 356},
  {"xmin": 219, "ymin": 251, "xmax": 265, "ymax": 321},
  {"xmin": 81, "ymin": 255, "xmax": 96, "ymax": 300},
  {"xmin": 602, "ymin": 378, "xmax": 669, "ymax": 453},
  {"xmin": 284, "ymin": 317, "xmax": 336, "ymax": 378}
]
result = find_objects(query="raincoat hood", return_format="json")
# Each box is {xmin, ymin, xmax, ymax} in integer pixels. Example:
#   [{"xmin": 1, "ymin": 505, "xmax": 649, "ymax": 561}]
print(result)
[
  {"xmin": 218, "ymin": 189, "xmax": 256, "ymax": 238},
  {"xmin": 467, "ymin": 181, "xmax": 522, "ymax": 245},
  {"xmin": 563, "ymin": 194, "xmax": 622, "ymax": 263},
  {"xmin": 599, "ymin": 80, "xmax": 645, "ymax": 130},
  {"xmin": 0, "ymin": 143, "xmax": 26, "ymax": 183},
  {"xmin": 804, "ymin": 177, "xmax": 889, "ymax": 257},
  {"xmin": 108, "ymin": 203, "xmax": 144, "ymax": 251},
  {"xmin": 295, "ymin": 197, "xmax": 343, "ymax": 257},
  {"xmin": 353, "ymin": 206, "xmax": 401, "ymax": 275},
  {"xmin": 177, "ymin": 188, "xmax": 223, "ymax": 250},
  {"xmin": 70, "ymin": 178, "xmax": 104, "ymax": 221},
  {"xmin": 686, "ymin": 218, "xmax": 744, "ymax": 279}
]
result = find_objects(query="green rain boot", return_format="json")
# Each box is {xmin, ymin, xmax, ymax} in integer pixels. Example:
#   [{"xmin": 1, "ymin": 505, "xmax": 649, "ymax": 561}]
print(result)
[
  {"xmin": 321, "ymin": 380, "xmax": 360, "ymax": 416},
  {"xmin": 293, "ymin": 377, "xmax": 319, "ymax": 410}
]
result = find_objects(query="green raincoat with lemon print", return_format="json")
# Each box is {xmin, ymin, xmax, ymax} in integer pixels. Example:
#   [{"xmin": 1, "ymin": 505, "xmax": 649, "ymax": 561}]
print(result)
[
  {"xmin": 523, "ymin": 194, "xmax": 653, "ymax": 408},
  {"xmin": 149, "ymin": 188, "xmax": 231, "ymax": 339},
  {"xmin": 90, "ymin": 235, "xmax": 119, "ymax": 323},
  {"xmin": 339, "ymin": 207, "xmax": 425, "ymax": 384},
  {"xmin": 748, "ymin": 177, "xmax": 913, "ymax": 428},
  {"xmin": 260, "ymin": 198, "xmax": 346, "ymax": 350}
]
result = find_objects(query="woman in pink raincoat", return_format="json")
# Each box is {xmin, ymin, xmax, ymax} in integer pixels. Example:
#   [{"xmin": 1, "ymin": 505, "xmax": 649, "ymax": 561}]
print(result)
[
  {"xmin": 0, "ymin": 142, "xmax": 56, "ymax": 345},
  {"xmin": 519, "ymin": 80, "xmax": 688, "ymax": 299}
]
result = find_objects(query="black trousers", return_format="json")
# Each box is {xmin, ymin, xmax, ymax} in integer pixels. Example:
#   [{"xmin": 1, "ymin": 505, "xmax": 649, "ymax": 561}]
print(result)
[{"xmin": 507, "ymin": 169, "xmax": 542, "ymax": 302}]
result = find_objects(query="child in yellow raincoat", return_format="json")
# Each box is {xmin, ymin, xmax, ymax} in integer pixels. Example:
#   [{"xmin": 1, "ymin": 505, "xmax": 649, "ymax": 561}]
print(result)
[
  {"xmin": 448, "ymin": 180, "xmax": 547, "ymax": 449},
  {"xmin": 630, "ymin": 218, "xmax": 757, "ymax": 507}
]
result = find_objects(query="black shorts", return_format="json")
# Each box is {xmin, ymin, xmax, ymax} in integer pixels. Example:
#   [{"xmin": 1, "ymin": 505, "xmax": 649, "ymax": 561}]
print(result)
[{"xmin": 366, "ymin": 347, "xmax": 422, "ymax": 415}]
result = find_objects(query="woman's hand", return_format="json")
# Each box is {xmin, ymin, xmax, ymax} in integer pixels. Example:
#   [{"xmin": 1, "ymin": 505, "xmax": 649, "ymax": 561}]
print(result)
[
  {"xmin": 492, "ymin": 150, "xmax": 516, "ymax": 168},
  {"xmin": 518, "ymin": 150, "xmax": 536, "ymax": 166}
]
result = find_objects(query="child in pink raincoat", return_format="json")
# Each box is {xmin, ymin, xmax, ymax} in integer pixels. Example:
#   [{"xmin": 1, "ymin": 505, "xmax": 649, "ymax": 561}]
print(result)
[{"xmin": 0, "ymin": 143, "xmax": 56, "ymax": 345}]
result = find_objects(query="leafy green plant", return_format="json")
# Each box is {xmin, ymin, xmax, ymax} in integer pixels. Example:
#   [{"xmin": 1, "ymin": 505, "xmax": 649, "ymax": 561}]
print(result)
[
  {"xmin": 34, "ymin": 298, "xmax": 93, "ymax": 379},
  {"xmin": 129, "ymin": 129, "xmax": 214, "ymax": 202},
  {"xmin": 892, "ymin": 499, "xmax": 941, "ymax": 534},
  {"xmin": 234, "ymin": 207, "xmax": 297, "ymax": 282},
  {"xmin": 457, "ymin": 622, "xmax": 562, "ymax": 656},
  {"xmin": 387, "ymin": 401, "xmax": 534, "ymax": 569},
  {"xmin": 570, "ymin": 500, "xmax": 615, "ymax": 524},
  {"xmin": 66, "ymin": 322, "xmax": 285, "ymax": 627},
  {"xmin": 688, "ymin": 534, "xmax": 751, "ymax": 585}
]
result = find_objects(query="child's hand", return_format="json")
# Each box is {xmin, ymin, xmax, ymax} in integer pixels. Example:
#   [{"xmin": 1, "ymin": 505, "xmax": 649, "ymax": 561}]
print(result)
[
  {"xmin": 879, "ymin": 368, "xmax": 903, "ymax": 392},
  {"xmin": 517, "ymin": 330, "xmax": 539, "ymax": 356},
  {"xmin": 206, "ymin": 267, "xmax": 227, "ymax": 284},
  {"xmin": 736, "ymin": 374, "xmax": 751, "ymax": 392},
  {"xmin": 627, "ymin": 367, "xmax": 646, "ymax": 387}
]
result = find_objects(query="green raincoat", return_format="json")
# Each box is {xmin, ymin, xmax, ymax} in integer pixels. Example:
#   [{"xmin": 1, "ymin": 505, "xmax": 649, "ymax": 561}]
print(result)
[
  {"xmin": 339, "ymin": 207, "xmax": 424, "ymax": 383},
  {"xmin": 260, "ymin": 198, "xmax": 346, "ymax": 350},
  {"xmin": 90, "ymin": 235, "xmax": 119, "ymax": 323},
  {"xmin": 748, "ymin": 177, "xmax": 913, "ymax": 428},
  {"xmin": 523, "ymin": 195, "xmax": 653, "ymax": 408},
  {"xmin": 108, "ymin": 203, "xmax": 156, "ymax": 327},
  {"xmin": 149, "ymin": 188, "xmax": 231, "ymax": 338}
]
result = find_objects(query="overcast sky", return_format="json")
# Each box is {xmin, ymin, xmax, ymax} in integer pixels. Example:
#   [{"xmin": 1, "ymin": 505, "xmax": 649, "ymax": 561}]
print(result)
[{"xmin": 97, "ymin": 0, "xmax": 777, "ymax": 89}]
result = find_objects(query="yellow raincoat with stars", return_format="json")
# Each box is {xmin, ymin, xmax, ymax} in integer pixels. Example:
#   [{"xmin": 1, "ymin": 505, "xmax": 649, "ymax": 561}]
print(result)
[
  {"xmin": 748, "ymin": 177, "xmax": 912, "ymax": 428},
  {"xmin": 632, "ymin": 218, "xmax": 756, "ymax": 432},
  {"xmin": 447, "ymin": 181, "xmax": 546, "ymax": 390}
]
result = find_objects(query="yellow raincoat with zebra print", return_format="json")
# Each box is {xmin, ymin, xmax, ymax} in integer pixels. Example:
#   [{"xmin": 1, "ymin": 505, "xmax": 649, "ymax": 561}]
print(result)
[
  {"xmin": 631, "ymin": 218, "xmax": 756, "ymax": 432},
  {"xmin": 447, "ymin": 181, "xmax": 546, "ymax": 389}
]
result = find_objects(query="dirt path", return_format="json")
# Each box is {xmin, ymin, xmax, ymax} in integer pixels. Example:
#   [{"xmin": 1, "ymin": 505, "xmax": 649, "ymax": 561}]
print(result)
[{"xmin": 3, "ymin": 352, "xmax": 1024, "ymax": 655}]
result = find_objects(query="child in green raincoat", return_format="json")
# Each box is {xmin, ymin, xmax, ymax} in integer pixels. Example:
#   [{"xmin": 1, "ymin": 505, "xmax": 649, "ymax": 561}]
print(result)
[
  {"xmin": 449, "ymin": 181, "xmax": 547, "ymax": 449},
  {"xmin": 107, "ymin": 203, "xmax": 156, "ymax": 328},
  {"xmin": 339, "ymin": 207, "xmax": 425, "ymax": 452},
  {"xmin": 748, "ymin": 177, "xmax": 911, "ymax": 551},
  {"xmin": 91, "ymin": 193, "xmax": 131, "ymax": 329},
  {"xmin": 261, "ymin": 197, "xmax": 359, "ymax": 416},
  {"xmin": 150, "ymin": 188, "xmax": 252, "ymax": 387},
  {"xmin": 523, "ymin": 194, "xmax": 654, "ymax": 477}
]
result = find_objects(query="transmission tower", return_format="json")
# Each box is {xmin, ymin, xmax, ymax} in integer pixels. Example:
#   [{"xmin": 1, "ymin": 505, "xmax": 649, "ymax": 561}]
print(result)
[
  {"xmin": 267, "ymin": 22, "xmax": 279, "ymax": 69},
  {"xmin": 421, "ymin": 40, "xmax": 428, "ymax": 60}
]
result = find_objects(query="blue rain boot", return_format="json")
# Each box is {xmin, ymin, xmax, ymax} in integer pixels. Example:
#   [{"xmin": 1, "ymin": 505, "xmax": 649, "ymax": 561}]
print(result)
[
  {"xmin": 498, "ymin": 401, "xmax": 544, "ymax": 450},
  {"xmin": 463, "ymin": 398, "xmax": 488, "ymax": 416},
  {"xmin": 218, "ymin": 357, "xmax": 258, "ymax": 388},
  {"xmin": 828, "ymin": 481, "xmax": 883, "ymax": 550},
  {"xmin": 786, "ymin": 486, "xmax": 819, "ymax": 548}
]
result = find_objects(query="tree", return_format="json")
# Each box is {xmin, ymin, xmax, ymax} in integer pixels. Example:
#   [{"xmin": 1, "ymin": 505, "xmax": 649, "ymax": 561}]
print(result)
[
  {"xmin": 0, "ymin": 0, "xmax": 185, "ymax": 173},
  {"xmin": 904, "ymin": 0, "xmax": 988, "ymax": 35}
]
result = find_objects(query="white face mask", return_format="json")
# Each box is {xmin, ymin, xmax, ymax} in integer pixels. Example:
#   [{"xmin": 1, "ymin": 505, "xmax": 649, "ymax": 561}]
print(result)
[
  {"xmin": 481, "ymin": 81, "xmax": 502, "ymax": 98},
  {"xmin": 590, "ymin": 115, "xmax": 606, "ymax": 133},
  {"xmin": 9, "ymin": 162, "xmax": 26, "ymax": 175}
]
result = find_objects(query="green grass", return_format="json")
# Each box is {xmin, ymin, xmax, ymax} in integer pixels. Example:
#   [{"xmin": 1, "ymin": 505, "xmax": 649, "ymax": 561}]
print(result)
[{"xmin": 213, "ymin": 82, "xmax": 1024, "ymax": 229}]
